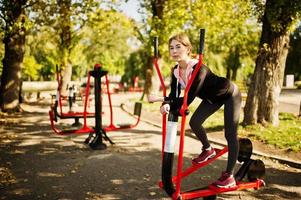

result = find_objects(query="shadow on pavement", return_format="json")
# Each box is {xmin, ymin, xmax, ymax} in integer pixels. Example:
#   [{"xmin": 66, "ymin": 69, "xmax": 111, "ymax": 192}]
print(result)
[{"xmin": 1, "ymin": 104, "xmax": 300, "ymax": 200}]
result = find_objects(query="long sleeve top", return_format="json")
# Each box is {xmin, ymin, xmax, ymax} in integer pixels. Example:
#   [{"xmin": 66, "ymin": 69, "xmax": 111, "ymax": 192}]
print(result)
[{"xmin": 165, "ymin": 63, "xmax": 234, "ymax": 111}]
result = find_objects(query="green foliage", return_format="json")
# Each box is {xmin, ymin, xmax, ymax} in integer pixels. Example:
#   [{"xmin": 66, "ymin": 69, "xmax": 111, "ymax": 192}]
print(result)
[
  {"xmin": 81, "ymin": 9, "xmax": 136, "ymax": 75},
  {"xmin": 22, "ymin": 55, "xmax": 42, "ymax": 81},
  {"xmin": 23, "ymin": 27, "xmax": 60, "ymax": 81},
  {"xmin": 1, "ymin": 0, "xmax": 300, "ymax": 89},
  {"xmin": 191, "ymin": 0, "xmax": 260, "ymax": 79},
  {"xmin": 264, "ymin": 0, "xmax": 301, "ymax": 33},
  {"xmin": 123, "ymin": 49, "xmax": 147, "ymax": 84},
  {"xmin": 138, "ymin": 0, "xmax": 261, "ymax": 81},
  {"xmin": 159, "ymin": 0, "xmax": 193, "ymax": 57},
  {"xmin": 21, "ymin": 3, "xmax": 136, "ymax": 81}
]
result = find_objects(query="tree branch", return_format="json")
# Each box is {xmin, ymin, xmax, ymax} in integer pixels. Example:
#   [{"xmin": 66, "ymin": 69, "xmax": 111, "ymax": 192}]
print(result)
[{"xmin": 24, "ymin": 0, "xmax": 39, "ymax": 9}]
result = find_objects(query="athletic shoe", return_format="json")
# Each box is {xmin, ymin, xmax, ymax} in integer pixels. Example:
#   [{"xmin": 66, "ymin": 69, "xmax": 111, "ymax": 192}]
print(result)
[
  {"xmin": 212, "ymin": 171, "xmax": 236, "ymax": 188},
  {"xmin": 192, "ymin": 147, "xmax": 216, "ymax": 164}
]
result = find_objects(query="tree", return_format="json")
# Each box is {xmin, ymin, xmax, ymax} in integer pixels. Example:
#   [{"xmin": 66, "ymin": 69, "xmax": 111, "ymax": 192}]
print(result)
[
  {"xmin": 243, "ymin": 0, "xmax": 301, "ymax": 126},
  {"xmin": 23, "ymin": 27, "xmax": 59, "ymax": 81},
  {"xmin": 81, "ymin": 8, "xmax": 136, "ymax": 73},
  {"xmin": 135, "ymin": 0, "xmax": 260, "ymax": 100},
  {"xmin": 191, "ymin": 0, "xmax": 260, "ymax": 79},
  {"xmin": 57, "ymin": 0, "xmax": 72, "ymax": 95},
  {"xmin": 140, "ymin": 0, "xmax": 167, "ymax": 99},
  {"xmin": 25, "ymin": 0, "xmax": 102, "ymax": 94},
  {"xmin": 0, "ymin": 0, "xmax": 27, "ymax": 112},
  {"xmin": 139, "ymin": 0, "xmax": 193, "ymax": 99}
]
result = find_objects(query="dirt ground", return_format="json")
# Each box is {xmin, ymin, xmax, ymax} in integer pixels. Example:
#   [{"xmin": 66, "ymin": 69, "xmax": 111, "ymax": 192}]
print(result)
[{"xmin": 0, "ymin": 93, "xmax": 301, "ymax": 200}]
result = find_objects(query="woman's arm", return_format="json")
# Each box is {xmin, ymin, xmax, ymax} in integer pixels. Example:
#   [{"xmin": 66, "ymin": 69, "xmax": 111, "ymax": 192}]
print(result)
[
  {"xmin": 148, "ymin": 66, "xmax": 178, "ymax": 104},
  {"xmin": 147, "ymin": 94, "xmax": 165, "ymax": 103},
  {"xmin": 169, "ymin": 64, "xmax": 208, "ymax": 109}
]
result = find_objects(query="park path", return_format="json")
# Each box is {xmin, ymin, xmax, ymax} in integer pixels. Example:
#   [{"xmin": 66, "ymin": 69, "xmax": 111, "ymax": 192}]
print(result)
[
  {"xmin": 279, "ymin": 88, "xmax": 301, "ymax": 116},
  {"xmin": 0, "ymin": 92, "xmax": 300, "ymax": 200}
]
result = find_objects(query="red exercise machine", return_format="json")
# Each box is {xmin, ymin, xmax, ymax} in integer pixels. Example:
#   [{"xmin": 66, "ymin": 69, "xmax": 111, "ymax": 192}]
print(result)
[
  {"xmin": 49, "ymin": 64, "xmax": 142, "ymax": 136},
  {"xmin": 49, "ymin": 64, "xmax": 95, "ymax": 135},
  {"xmin": 102, "ymin": 73, "xmax": 142, "ymax": 132},
  {"xmin": 153, "ymin": 29, "xmax": 265, "ymax": 200}
]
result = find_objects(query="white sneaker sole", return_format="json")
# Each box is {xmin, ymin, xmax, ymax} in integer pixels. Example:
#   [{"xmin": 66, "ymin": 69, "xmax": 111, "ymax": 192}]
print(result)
[
  {"xmin": 215, "ymin": 181, "xmax": 236, "ymax": 188},
  {"xmin": 193, "ymin": 151, "xmax": 216, "ymax": 164}
]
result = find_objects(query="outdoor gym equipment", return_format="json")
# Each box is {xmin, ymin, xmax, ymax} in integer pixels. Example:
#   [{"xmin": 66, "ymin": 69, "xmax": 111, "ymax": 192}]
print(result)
[
  {"xmin": 84, "ymin": 64, "xmax": 112, "ymax": 150},
  {"xmin": 102, "ymin": 72, "xmax": 142, "ymax": 132},
  {"xmin": 49, "ymin": 64, "xmax": 142, "ymax": 135},
  {"xmin": 152, "ymin": 29, "xmax": 265, "ymax": 200},
  {"xmin": 83, "ymin": 64, "xmax": 142, "ymax": 149},
  {"xmin": 49, "ymin": 64, "xmax": 95, "ymax": 134}
]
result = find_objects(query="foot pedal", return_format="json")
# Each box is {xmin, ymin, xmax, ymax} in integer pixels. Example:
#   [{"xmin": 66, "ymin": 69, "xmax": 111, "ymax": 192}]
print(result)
[
  {"xmin": 247, "ymin": 159, "xmax": 265, "ymax": 181},
  {"xmin": 238, "ymin": 138, "xmax": 253, "ymax": 162},
  {"xmin": 117, "ymin": 123, "xmax": 131, "ymax": 128}
]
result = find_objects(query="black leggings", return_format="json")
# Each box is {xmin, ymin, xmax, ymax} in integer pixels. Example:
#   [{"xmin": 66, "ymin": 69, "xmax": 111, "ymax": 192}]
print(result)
[{"xmin": 189, "ymin": 83, "xmax": 241, "ymax": 174}]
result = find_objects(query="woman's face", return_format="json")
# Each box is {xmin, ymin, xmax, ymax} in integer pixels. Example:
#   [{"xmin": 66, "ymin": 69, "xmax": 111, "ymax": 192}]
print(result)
[{"xmin": 169, "ymin": 39, "xmax": 190, "ymax": 62}]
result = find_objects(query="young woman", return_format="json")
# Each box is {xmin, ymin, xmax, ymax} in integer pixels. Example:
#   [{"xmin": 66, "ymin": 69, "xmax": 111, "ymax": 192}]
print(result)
[{"xmin": 148, "ymin": 33, "xmax": 242, "ymax": 188}]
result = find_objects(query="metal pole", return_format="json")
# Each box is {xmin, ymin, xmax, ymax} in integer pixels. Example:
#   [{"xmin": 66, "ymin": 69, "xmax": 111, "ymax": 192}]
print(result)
[{"xmin": 88, "ymin": 64, "xmax": 108, "ymax": 150}]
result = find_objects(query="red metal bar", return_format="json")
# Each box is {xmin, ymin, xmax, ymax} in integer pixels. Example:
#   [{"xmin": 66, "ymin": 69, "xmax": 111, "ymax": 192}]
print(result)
[
  {"xmin": 55, "ymin": 66, "xmax": 94, "ymax": 118},
  {"xmin": 102, "ymin": 73, "xmax": 141, "ymax": 132},
  {"xmin": 152, "ymin": 57, "xmax": 167, "ymax": 156},
  {"xmin": 173, "ymin": 53, "xmax": 204, "ymax": 199},
  {"xmin": 158, "ymin": 147, "xmax": 228, "ymax": 188},
  {"xmin": 49, "ymin": 72, "xmax": 95, "ymax": 135},
  {"xmin": 180, "ymin": 179, "xmax": 264, "ymax": 200},
  {"xmin": 48, "ymin": 110, "xmax": 94, "ymax": 135},
  {"xmin": 104, "ymin": 74, "xmax": 116, "ymax": 129},
  {"xmin": 174, "ymin": 114, "xmax": 186, "ymax": 198},
  {"xmin": 152, "ymin": 58, "xmax": 167, "ymax": 96},
  {"xmin": 82, "ymin": 73, "xmax": 92, "ymax": 129},
  {"xmin": 179, "ymin": 54, "xmax": 203, "ymax": 116}
]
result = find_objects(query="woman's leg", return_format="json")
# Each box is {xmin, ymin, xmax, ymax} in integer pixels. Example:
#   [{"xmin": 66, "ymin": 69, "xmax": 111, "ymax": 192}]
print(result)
[
  {"xmin": 224, "ymin": 84, "xmax": 242, "ymax": 173},
  {"xmin": 189, "ymin": 100, "xmax": 223, "ymax": 149}
]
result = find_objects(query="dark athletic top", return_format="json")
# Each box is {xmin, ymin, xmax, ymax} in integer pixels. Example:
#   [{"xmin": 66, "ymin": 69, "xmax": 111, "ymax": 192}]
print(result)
[{"xmin": 165, "ymin": 64, "xmax": 234, "ymax": 110}]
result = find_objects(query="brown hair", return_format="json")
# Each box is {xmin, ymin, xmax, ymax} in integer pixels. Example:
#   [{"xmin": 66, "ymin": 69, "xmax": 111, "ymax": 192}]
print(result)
[{"xmin": 168, "ymin": 33, "xmax": 192, "ymax": 55}]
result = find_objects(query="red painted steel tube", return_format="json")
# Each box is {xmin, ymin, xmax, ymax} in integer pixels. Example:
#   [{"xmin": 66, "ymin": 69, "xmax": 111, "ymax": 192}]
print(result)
[
  {"xmin": 174, "ymin": 29, "xmax": 205, "ymax": 199},
  {"xmin": 152, "ymin": 57, "xmax": 167, "ymax": 156},
  {"xmin": 174, "ymin": 51, "xmax": 204, "ymax": 200},
  {"xmin": 104, "ymin": 74, "xmax": 115, "ymax": 129},
  {"xmin": 180, "ymin": 179, "xmax": 264, "ymax": 199},
  {"xmin": 82, "ymin": 73, "xmax": 92, "ymax": 129},
  {"xmin": 158, "ymin": 147, "xmax": 228, "ymax": 188},
  {"xmin": 102, "ymin": 73, "xmax": 141, "ymax": 132}
]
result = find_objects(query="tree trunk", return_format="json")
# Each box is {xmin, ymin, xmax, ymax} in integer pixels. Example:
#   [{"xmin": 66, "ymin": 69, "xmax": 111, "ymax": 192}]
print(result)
[
  {"xmin": 226, "ymin": 67, "xmax": 231, "ymax": 80},
  {"xmin": 144, "ymin": 57, "xmax": 154, "ymax": 97},
  {"xmin": 243, "ymin": 0, "xmax": 291, "ymax": 126},
  {"xmin": 225, "ymin": 46, "xmax": 240, "ymax": 81},
  {"xmin": 231, "ymin": 47, "xmax": 240, "ymax": 81},
  {"xmin": 243, "ymin": 57, "xmax": 261, "ymax": 125},
  {"xmin": 58, "ymin": 0, "xmax": 72, "ymax": 95},
  {"xmin": 256, "ymin": 33, "xmax": 289, "ymax": 126},
  {"xmin": 0, "ymin": 2, "xmax": 26, "ymax": 112},
  {"xmin": 142, "ymin": 0, "xmax": 166, "ymax": 99}
]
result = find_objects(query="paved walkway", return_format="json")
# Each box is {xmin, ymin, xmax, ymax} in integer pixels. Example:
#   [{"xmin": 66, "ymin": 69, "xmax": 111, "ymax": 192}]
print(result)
[{"xmin": 279, "ymin": 88, "xmax": 301, "ymax": 115}]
